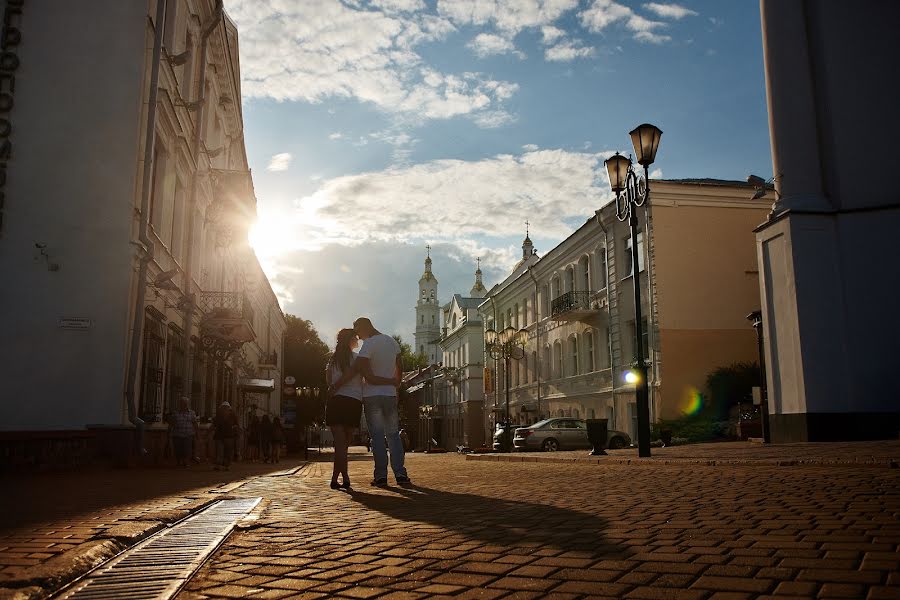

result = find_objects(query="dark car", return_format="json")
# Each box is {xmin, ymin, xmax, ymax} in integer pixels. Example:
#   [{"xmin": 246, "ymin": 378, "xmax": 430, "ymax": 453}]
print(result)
[
  {"xmin": 513, "ymin": 418, "xmax": 631, "ymax": 452},
  {"xmin": 492, "ymin": 423, "xmax": 523, "ymax": 451}
]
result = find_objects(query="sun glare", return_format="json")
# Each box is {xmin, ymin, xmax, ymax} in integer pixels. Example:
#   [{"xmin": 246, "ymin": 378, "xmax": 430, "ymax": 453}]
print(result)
[{"xmin": 248, "ymin": 215, "xmax": 295, "ymax": 259}]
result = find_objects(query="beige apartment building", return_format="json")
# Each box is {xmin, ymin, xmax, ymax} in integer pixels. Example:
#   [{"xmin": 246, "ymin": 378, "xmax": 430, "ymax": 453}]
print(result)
[
  {"xmin": 478, "ymin": 180, "xmax": 772, "ymax": 444},
  {"xmin": 0, "ymin": 1, "xmax": 284, "ymax": 463}
]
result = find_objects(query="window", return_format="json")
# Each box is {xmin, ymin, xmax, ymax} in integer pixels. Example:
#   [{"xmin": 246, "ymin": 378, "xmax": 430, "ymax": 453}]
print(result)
[
  {"xmin": 586, "ymin": 330, "xmax": 595, "ymax": 372},
  {"xmin": 531, "ymin": 350, "xmax": 537, "ymax": 382},
  {"xmin": 543, "ymin": 345, "xmax": 551, "ymax": 379},
  {"xmin": 565, "ymin": 266, "xmax": 575, "ymax": 293},
  {"xmin": 171, "ymin": 176, "xmax": 185, "ymax": 260},
  {"xmin": 420, "ymin": 315, "xmax": 424, "ymax": 324},
  {"xmin": 421, "ymin": 289, "xmax": 426, "ymax": 299},
  {"xmin": 597, "ymin": 249, "xmax": 608, "ymax": 289},
  {"xmin": 555, "ymin": 341, "xmax": 563, "ymax": 379},
  {"xmin": 570, "ymin": 336, "xmax": 579, "ymax": 376},
  {"xmin": 149, "ymin": 140, "xmax": 166, "ymax": 229},
  {"xmin": 623, "ymin": 232, "xmax": 645, "ymax": 277},
  {"xmin": 580, "ymin": 255, "xmax": 590, "ymax": 291},
  {"xmin": 452, "ymin": 314, "xmax": 457, "ymax": 329},
  {"xmin": 431, "ymin": 315, "xmax": 435, "ymax": 324},
  {"xmin": 514, "ymin": 304, "xmax": 519, "ymax": 328},
  {"xmin": 542, "ymin": 284, "xmax": 549, "ymax": 318}
]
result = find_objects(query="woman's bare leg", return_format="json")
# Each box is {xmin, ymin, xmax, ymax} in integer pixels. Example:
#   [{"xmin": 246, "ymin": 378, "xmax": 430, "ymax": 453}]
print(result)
[
  {"xmin": 341, "ymin": 426, "xmax": 354, "ymax": 484},
  {"xmin": 331, "ymin": 426, "xmax": 347, "ymax": 485}
]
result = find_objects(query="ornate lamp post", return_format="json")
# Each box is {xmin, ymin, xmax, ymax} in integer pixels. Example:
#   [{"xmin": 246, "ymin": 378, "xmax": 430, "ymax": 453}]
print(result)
[
  {"xmin": 604, "ymin": 123, "xmax": 662, "ymax": 458},
  {"xmin": 484, "ymin": 326, "xmax": 528, "ymax": 452}
]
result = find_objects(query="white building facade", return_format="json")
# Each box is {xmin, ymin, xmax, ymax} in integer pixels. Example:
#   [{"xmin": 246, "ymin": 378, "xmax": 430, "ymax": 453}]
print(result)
[{"xmin": 0, "ymin": 1, "xmax": 284, "ymax": 461}]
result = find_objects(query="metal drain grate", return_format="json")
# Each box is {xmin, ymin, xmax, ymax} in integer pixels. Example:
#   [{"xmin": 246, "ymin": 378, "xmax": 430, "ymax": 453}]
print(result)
[{"xmin": 57, "ymin": 497, "xmax": 261, "ymax": 600}]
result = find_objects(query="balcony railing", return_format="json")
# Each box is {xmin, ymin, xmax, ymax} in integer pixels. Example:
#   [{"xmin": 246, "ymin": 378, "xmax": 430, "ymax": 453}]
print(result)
[
  {"xmin": 199, "ymin": 291, "xmax": 255, "ymax": 324},
  {"xmin": 550, "ymin": 291, "xmax": 599, "ymax": 321}
]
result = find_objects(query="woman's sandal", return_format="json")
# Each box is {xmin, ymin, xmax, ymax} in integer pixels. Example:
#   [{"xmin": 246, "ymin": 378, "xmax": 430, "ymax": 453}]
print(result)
[{"xmin": 330, "ymin": 480, "xmax": 341, "ymax": 490}]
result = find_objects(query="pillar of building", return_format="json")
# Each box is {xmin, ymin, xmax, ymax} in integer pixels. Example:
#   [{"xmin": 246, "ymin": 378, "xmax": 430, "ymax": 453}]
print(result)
[{"xmin": 756, "ymin": 0, "xmax": 900, "ymax": 441}]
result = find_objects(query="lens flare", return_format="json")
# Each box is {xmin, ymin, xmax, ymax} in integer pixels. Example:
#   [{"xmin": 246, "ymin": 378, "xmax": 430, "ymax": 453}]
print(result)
[
  {"xmin": 624, "ymin": 370, "xmax": 639, "ymax": 384},
  {"xmin": 683, "ymin": 387, "xmax": 703, "ymax": 416}
]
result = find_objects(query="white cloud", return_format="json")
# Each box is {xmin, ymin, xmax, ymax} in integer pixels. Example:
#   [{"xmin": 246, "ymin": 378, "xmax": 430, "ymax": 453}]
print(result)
[
  {"xmin": 642, "ymin": 2, "xmax": 698, "ymax": 20},
  {"xmin": 328, "ymin": 132, "xmax": 343, "ymax": 140},
  {"xmin": 266, "ymin": 152, "xmax": 293, "ymax": 172},
  {"xmin": 437, "ymin": 0, "xmax": 580, "ymax": 35},
  {"xmin": 466, "ymin": 32, "xmax": 523, "ymax": 58},
  {"xmin": 633, "ymin": 30, "xmax": 671, "ymax": 44},
  {"xmin": 227, "ymin": 1, "xmax": 518, "ymax": 127},
  {"xmin": 471, "ymin": 110, "xmax": 517, "ymax": 128},
  {"xmin": 522, "ymin": 143, "xmax": 539, "ymax": 151},
  {"xmin": 297, "ymin": 148, "xmax": 613, "ymax": 246},
  {"xmin": 579, "ymin": 0, "xmax": 671, "ymax": 44},
  {"xmin": 541, "ymin": 25, "xmax": 565, "ymax": 44},
  {"xmin": 650, "ymin": 168, "xmax": 663, "ymax": 178},
  {"xmin": 545, "ymin": 40, "xmax": 596, "ymax": 61}
]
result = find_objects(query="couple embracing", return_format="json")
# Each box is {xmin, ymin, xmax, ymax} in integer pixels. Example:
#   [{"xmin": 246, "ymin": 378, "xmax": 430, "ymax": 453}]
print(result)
[{"xmin": 325, "ymin": 317, "xmax": 411, "ymax": 490}]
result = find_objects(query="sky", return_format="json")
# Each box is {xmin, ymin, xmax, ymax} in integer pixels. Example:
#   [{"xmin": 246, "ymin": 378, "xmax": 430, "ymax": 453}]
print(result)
[{"xmin": 226, "ymin": 0, "xmax": 772, "ymax": 348}]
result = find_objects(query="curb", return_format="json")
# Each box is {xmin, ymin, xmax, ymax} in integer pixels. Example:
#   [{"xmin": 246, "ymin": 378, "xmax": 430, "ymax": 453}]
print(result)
[{"xmin": 465, "ymin": 454, "xmax": 900, "ymax": 468}]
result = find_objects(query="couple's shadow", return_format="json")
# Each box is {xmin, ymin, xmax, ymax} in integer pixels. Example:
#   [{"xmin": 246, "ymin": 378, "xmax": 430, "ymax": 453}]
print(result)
[{"xmin": 346, "ymin": 483, "xmax": 627, "ymax": 557}]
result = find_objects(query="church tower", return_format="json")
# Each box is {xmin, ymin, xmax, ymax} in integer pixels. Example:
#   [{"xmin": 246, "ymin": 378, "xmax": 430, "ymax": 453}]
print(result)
[
  {"xmin": 414, "ymin": 246, "xmax": 441, "ymax": 365},
  {"xmin": 469, "ymin": 257, "xmax": 487, "ymax": 298}
]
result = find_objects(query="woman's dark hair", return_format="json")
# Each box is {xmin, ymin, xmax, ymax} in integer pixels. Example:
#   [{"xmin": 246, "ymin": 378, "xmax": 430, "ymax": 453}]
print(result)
[{"xmin": 331, "ymin": 328, "xmax": 356, "ymax": 372}]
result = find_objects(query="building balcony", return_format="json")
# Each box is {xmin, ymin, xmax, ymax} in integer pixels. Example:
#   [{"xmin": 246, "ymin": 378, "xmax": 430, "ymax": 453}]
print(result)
[
  {"xmin": 541, "ymin": 369, "xmax": 613, "ymax": 399},
  {"xmin": 550, "ymin": 290, "xmax": 603, "ymax": 322},
  {"xmin": 198, "ymin": 291, "xmax": 256, "ymax": 359},
  {"xmin": 258, "ymin": 350, "xmax": 278, "ymax": 370}
]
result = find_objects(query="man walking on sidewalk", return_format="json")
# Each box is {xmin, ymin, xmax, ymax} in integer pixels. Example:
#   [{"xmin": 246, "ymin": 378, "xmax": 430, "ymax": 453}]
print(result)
[{"xmin": 353, "ymin": 317, "xmax": 411, "ymax": 487}]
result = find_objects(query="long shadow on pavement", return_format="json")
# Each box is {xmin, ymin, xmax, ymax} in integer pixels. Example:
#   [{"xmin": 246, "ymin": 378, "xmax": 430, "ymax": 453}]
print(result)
[{"xmin": 348, "ymin": 484, "xmax": 629, "ymax": 558}]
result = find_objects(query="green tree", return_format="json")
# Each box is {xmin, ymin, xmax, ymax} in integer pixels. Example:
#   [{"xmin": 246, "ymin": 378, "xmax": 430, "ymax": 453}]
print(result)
[
  {"xmin": 392, "ymin": 334, "xmax": 429, "ymax": 372},
  {"xmin": 283, "ymin": 314, "xmax": 330, "ymax": 388},
  {"xmin": 705, "ymin": 361, "xmax": 761, "ymax": 420}
]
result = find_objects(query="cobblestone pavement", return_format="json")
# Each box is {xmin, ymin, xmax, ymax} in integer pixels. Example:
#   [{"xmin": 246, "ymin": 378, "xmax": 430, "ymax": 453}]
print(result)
[
  {"xmin": 181, "ymin": 447, "xmax": 900, "ymax": 600},
  {"xmin": 0, "ymin": 458, "xmax": 306, "ymax": 595}
]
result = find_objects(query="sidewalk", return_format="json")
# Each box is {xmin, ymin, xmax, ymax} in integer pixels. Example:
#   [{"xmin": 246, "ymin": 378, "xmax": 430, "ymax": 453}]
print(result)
[
  {"xmin": 0, "ymin": 457, "xmax": 314, "ymax": 599},
  {"xmin": 468, "ymin": 440, "xmax": 900, "ymax": 467},
  {"xmin": 3, "ymin": 442, "xmax": 900, "ymax": 599}
]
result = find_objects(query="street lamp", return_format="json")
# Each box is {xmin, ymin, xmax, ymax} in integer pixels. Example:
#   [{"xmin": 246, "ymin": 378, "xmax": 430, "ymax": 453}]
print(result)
[
  {"xmin": 485, "ymin": 326, "xmax": 528, "ymax": 452},
  {"xmin": 604, "ymin": 123, "xmax": 662, "ymax": 458}
]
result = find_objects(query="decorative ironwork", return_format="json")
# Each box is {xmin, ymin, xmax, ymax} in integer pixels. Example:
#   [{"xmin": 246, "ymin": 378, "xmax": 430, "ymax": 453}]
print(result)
[
  {"xmin": 198, "ymin": 291, "xmax": 255, "ymax": 324},
  {"xmin": 550, "ymin": 291, "xmax": 593, "ymax": 318}
]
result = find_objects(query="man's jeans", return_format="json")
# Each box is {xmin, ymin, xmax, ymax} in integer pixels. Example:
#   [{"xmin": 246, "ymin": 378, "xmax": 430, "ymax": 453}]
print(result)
[{"xmin": 364, "ymin": 395, "xmax": 408, "ymax": 481}]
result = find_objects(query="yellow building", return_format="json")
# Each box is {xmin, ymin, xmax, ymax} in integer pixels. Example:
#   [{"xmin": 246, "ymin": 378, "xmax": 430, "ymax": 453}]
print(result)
[{"xmin": 478, "ymin": 180, "xmax": 772, "ymax": 443}]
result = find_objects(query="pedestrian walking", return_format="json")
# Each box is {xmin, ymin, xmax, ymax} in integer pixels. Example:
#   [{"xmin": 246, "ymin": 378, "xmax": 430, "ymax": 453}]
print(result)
[
  {"xmin": 353, "ymin": 317, "xmax": 411, "ymax": 487},
  {"xmin": 170, "ymin": 397, "xmax": 198, "ymax": 467},
  {"xmin": 212, "ymin": 401, "xmax": 238, "ymax": 470},
  {"xmin": 271, "ymin": 417, "xmax": 284, "ymax": 463},
  {"xmin": 259, "ymin": 414, "xmax": 273, "ymax": 463},
  {"xmin": 246, "ymin": 412, "xmax": 260, "ymax": 462}
]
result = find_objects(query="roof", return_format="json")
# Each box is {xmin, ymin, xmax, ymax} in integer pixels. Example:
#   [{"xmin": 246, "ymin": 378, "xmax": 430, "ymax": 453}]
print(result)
[{"xmin": 658, "ymin": 178, "xmax": 773, "ymax": 189}]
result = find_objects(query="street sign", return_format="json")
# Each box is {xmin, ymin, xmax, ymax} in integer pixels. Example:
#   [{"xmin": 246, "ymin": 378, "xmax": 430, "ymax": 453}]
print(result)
[{"xmin": 284, "ymin": 376, "xmax": 296, "ymax": 385}]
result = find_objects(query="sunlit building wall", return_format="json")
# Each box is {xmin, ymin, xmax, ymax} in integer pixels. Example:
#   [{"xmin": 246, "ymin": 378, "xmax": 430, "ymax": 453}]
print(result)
[{"xmin": 0, "ymin": 2, "xmax": 283, "ymax": 459}]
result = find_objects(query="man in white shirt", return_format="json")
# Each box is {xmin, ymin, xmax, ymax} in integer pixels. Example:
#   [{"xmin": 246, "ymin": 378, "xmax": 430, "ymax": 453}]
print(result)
[{"xmin": 353, "ymin": 317, "xmax": 410, "ymax": 486}]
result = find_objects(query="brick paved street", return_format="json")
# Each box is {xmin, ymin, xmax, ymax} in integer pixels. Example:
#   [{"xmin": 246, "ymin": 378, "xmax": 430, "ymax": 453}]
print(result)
[
  {"xmin": 2, "ymin": 444, "xmax": 899, "ymax": 599},
  {"xmin": 180, "ymin": 446, "xmax": 900, "ymax": 600}
]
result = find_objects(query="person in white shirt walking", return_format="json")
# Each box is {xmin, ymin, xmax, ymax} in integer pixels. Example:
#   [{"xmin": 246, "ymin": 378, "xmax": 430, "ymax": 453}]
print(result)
[{"xmin": 353, "ymin": 317, "xmax": 410, "ymax": 487}]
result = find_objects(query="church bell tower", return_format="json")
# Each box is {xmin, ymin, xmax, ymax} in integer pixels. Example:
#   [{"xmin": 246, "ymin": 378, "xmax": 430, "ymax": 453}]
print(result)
[{"xmin": 414, "ymin": 246, "xmax": 440, "ymax": 365}]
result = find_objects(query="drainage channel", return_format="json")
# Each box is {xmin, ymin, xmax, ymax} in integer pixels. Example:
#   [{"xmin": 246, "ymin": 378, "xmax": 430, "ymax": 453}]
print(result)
[{"xmin": 56, "ymin": 497, "xmax": 261, "ymax": 600}]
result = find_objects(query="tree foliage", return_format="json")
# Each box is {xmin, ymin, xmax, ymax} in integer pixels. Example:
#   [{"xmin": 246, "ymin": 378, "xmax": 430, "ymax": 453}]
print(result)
[
  {"xmin": 705, "ymin": 361, "xmax": 761, "ymax": 420},
  {"xmin": 392, "ymin": 334, "xmax": 429, "ymax": 372},
  {"xmin": 283, "ymin": 314, "xmax": 330, "ymax": 388}
]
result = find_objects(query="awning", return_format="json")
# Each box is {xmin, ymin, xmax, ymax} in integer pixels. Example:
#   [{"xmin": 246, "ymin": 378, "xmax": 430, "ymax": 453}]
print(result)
[{"xmin": 238, "ymin": 378, "xmax": 275, "ymax": 393}]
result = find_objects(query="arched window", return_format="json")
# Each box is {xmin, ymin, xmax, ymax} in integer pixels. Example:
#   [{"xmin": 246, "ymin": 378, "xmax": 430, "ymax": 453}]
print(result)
[
  {"xmin": 421, "ymin": 289, "xmax": 426, "ymax": 299},
  {"xmin": 585, "ymin": 330, "xmax": 595, "ymax": 372},
  {"xmin": 420, "ymin": 315, "xmax": 424, "ymax": 324},
  {"xmin": 543, "ymin": 345, "xmax": 551, "ymax": 380},
  {"xmin": 430, "ymin": 290, "xmax": 435, "ymax": 300},
  {"xmin": 570, "ymin": 335, "xmax": 579, "ymax": 376},
  {"xmin": 565, "ymin": 266, "xmax": 575, "ymax": 294},
  {"xmin": 452, "ymin": 314, "xmax": 457, "ymax": 329},
  {"xmin": 596, "ymin": 247, "xmax": 608, "ymax": 289},
  {"xmin": 431, "ymin": 315, "xmax": 435, "ymax": 324},
  {"xmin": 579, "ymin": 255, "xmax": 591, "ymax": 291},
  {"xmin": 541, "ymin": 284, "xmax": 549, "ymax": 319},
  {"xmin": 554, "ymin": 341, "xmax": 563, "ymax": 378}
]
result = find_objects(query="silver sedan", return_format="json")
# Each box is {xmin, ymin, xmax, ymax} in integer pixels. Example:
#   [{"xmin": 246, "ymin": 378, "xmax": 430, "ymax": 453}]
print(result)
[{"xmin": 513, "ymin": 418, "xmax": 632, "ymax": 452}]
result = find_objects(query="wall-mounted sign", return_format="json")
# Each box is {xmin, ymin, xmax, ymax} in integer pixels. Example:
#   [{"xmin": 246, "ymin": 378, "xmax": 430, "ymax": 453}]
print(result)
[{"xmin": 58, "ymin": 317, "xmax": 92, "ymax": 330}]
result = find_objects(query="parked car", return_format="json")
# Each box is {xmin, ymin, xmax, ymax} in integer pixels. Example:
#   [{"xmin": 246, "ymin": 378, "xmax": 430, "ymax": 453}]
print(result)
[
  {"xmin": 492, "ymin": 423, "xmax": 523, "ymax": 451},
  {"xmin": 513, "ymin": 418, "xmax": 631, "ymax": 452}
]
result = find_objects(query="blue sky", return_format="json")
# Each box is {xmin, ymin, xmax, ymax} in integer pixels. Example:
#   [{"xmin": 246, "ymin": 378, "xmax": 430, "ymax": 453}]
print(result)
[{"xmin": 227, "ymin": 0, "xmax": 771, "ymax": 347}]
